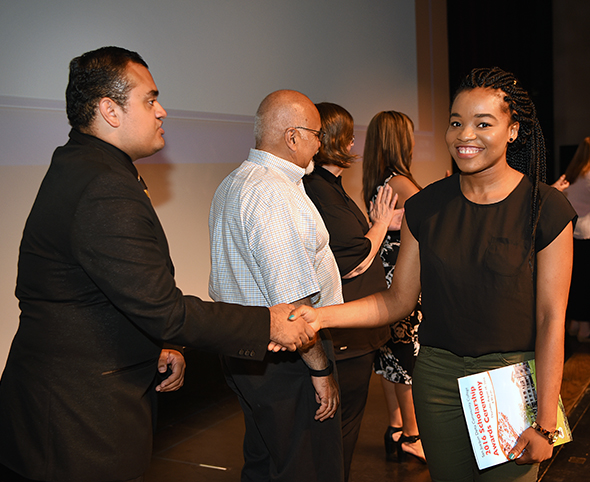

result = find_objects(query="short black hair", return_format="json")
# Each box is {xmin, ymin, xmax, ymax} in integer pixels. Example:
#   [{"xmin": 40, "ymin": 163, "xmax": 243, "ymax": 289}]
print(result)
[{"xmin": 65, "ymin": 46, "xmax": 148, "ymax": 131}]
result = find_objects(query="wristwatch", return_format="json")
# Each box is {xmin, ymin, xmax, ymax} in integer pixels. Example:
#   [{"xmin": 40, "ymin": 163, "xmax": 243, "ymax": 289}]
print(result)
[{"xmin": 531, "ymin": 421, "xmax": 560, "ymax": 445}]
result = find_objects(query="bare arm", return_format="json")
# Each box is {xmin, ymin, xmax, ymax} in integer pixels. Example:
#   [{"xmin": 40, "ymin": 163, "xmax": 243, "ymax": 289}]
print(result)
[
  {"xmin": 510, "ymin": 222, "xmax": 573, "ymax": 463},
  {"xmin": 388, "ymin": 175, "xmax": 420, "ymax": 209},
  {"xmin": 291, "ymin": 218, "xmax": 421, "ymax": 331},
  {"xmin": 344, "ymin": 176, "xmax": 418, "ymax": 280},
  {"xmin": 294, "ymin": 297, "xmax": 330, "ymax": 369},
  {"xmin": 342, "ymin": 188, "xmax": 397, "ymax": 279}
]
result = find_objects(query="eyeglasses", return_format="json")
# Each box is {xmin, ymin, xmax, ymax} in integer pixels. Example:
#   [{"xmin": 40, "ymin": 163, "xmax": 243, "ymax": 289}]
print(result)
[{"xmin": 291, "ymin": 126, "xmax": 325, "ymax": 141}]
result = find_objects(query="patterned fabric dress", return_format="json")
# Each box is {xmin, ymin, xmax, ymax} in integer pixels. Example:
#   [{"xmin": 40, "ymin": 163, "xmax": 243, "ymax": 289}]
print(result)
[{"xmin": 373, "ymin": 173, "xmax": 422, "ymax": 385}]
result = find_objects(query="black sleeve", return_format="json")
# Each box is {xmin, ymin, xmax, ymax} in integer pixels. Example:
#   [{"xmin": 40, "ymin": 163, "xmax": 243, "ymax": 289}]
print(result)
[
  {"xmin": 535, "ymin": 184, "xmax": 578, "ymax": 252},
  {"xmin": 305, "ymin": 177, "xmax": 372, "ymax": 275}
]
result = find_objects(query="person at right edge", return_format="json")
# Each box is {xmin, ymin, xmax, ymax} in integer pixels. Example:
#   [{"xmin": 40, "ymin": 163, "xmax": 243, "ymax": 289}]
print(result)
[
  {"xmin": 290, "ymin": 67, "xmax": 577, "ymax": 481},
  {"xmin": 554, "ymin": 137, "xmax": 590, "ymax": 342}
]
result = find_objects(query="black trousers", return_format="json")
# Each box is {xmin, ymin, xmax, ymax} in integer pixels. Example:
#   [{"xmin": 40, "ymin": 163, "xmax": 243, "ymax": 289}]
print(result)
[
  {"xmin": 0, "ymin": 463, "xmax": 144, "ymax": 482},
  {"xmin": 336, "ymin": 351, "xmax": 377, "ymax": 482},
  {"xmin": 0, "ymin": 464, "xmax": 34, "ymax": 482},
  {"xmin": 567, "ymin": 238, "xmax": 590, "ymax": 321},
  {"xmin": 222, "ymin": 351, "xmax": 344, "ymax": 482}
]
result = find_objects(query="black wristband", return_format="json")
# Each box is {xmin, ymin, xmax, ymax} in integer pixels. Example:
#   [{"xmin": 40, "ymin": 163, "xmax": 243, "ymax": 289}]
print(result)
[{"xmin": 309, "ymin": 359, "xmax": 333, "ymax": 377}]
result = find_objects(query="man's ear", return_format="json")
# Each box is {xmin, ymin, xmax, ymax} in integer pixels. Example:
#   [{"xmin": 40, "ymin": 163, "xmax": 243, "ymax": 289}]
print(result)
[
  {"xmin": 284, "ymin": 127, "xmax": 297, "ymax": 152},
  {"xmin": 98, "ymin": 97, "xmax": 121, "ymax": 128}
]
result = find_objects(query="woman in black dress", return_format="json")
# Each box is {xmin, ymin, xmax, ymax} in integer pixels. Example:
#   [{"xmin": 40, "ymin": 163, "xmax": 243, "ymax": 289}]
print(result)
[{"xmin": 303, "ymin": 102, "xmax": 400, "ymax": 481}]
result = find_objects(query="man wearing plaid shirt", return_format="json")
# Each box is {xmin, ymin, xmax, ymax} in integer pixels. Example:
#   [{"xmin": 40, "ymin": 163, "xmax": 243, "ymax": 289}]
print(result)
[{"xmin": 209, "ymin": 90, "xmax": 344, "ymax": 481}]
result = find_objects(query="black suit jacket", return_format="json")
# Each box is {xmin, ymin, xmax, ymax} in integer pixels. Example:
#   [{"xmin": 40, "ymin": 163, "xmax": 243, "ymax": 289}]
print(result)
[{"xmin": 0, "ymin": 129, "xmax": 269, "ymax": 482}]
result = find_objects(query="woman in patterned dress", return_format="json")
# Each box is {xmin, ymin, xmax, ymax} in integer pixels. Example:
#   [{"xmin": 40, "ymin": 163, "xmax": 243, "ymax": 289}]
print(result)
[{"xmin": 362, "ymin": 110, "xmax": 425, "ymax": 462}]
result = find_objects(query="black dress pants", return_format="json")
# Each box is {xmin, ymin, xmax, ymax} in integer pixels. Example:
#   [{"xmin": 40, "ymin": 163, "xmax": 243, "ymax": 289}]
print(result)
[
  {"xmin": 0, "ymin": 464, "xmax": 35, "ymax": 482},
  {"xmin": 0, "ymin": 463, "xmax": 144, "ymax": 482},
  {"xmin": 222, "ymin": 351, "xmax": 344, "ymax": 482},
  {"xmin": 336, "ymin": 351, "xmax": 377, "ymax": 482}
]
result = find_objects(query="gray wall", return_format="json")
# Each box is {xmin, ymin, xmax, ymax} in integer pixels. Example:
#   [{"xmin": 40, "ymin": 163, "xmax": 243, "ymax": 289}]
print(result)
[{"xmin": 0, "ymin": 0, "xmax": 419, "ymax": 125}]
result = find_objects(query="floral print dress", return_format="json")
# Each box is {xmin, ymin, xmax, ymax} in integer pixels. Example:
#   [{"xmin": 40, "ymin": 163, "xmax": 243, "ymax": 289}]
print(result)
[{"xmin": 373, "ymin": 173, "xmax": 422, "ymax": 385}]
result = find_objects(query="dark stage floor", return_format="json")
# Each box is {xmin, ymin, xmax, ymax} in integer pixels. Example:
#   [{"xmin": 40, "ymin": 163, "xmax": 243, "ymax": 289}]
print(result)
[{"xmin": 146, "ymin": 334, "xmax": 590, "ymax": 482}]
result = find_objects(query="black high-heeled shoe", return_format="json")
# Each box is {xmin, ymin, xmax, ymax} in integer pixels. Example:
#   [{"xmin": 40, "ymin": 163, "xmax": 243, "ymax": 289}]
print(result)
[
  {"xmin": 397, "ymin": 434, "xmax": 427, "ymax": 463},
  {"xmin": 384, "ymin": 426, "xmax": 403, "ymax": 461}
]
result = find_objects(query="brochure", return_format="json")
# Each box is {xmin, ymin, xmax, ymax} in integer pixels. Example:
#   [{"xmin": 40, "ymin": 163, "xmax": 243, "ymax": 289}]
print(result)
[{"xmin": 457, "ymin": 359, "xmax": 572, "ymax": 470}]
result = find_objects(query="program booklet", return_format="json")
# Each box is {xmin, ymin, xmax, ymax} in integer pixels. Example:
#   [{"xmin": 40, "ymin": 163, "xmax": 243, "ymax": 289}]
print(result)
[{"xmin": 457, "ymin": 359, "xmax": 572, "ymax": 470}]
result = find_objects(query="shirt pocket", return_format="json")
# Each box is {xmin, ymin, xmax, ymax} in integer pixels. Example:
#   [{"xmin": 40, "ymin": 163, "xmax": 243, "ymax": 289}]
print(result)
[{"xmin": 484, "ymin": 236, "xmax": 529, "ymax": 276}]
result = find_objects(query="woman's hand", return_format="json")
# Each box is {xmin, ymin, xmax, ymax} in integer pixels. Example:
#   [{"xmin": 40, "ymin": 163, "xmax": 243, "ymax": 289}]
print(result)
[
  {"xmin": 369, "ymin": 184, "xmax": 398, "ymax": 229},
  {"xmin": 344, "ymin": 187, "xmax": 400, "ymax": 280},
  {"xmin": 551, "ymin": 174, "xmax": 569, "ymax": 192},
  {"xmin": 389, "ymin": 205, "xmax": 405, "ymax": 232},
  {"xmin": 508, "ymin": 427, "xmax": 555, "ymax": 464},
  {"xmin": 288, "ymin": 305, "xmax": 322, "ymax": 332}
]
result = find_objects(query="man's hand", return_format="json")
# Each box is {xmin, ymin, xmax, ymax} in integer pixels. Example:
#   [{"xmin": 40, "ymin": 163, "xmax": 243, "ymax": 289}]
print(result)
[
  {"xmin": 155, "ymin": 349, "xmax": 186, "ymax": 392},
  {"xmin": 508, "ymin": 427, "xmax": 554, "ymax": 464},
  {"xmin": 269, "ymin": 303, "xmax": 316, "ymax": 351},
  {"xmin": 311, "ymin": 374, "xmax": 339, "ymax": 421}
]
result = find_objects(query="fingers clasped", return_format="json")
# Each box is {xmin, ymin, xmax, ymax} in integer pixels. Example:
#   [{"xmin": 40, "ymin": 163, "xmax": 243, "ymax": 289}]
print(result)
[{"xmin": 268, "ymin": 303, "xmax": 319, "ymax": 352}]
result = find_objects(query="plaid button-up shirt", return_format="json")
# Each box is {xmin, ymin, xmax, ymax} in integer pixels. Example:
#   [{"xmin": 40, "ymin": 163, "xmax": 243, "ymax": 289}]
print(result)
[{"xmin": 208, "ymin": 148, "xmax": 342, "ymax": 308}]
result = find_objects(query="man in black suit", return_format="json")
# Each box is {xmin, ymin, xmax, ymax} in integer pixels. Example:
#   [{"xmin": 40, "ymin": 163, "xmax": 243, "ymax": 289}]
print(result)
[{"xmin": 0, "ymin": 46, "xmax": 315, "ymax": 482}]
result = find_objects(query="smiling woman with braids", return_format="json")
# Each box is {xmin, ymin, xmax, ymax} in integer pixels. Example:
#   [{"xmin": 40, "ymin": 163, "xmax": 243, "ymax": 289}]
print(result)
[{"xmin": 290, "ymin": 67, "xmax": 577, "ymax": 481}]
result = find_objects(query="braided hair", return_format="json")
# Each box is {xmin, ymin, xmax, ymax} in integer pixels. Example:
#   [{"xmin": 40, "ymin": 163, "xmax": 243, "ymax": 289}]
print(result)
[{"xmin": 452, "ymin": 67, "xmax": 547, "ymax": 270}]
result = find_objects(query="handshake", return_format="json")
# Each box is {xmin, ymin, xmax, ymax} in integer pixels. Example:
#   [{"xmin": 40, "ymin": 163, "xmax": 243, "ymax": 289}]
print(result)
[
  {"xmin": 268, "ymin": 292, "xmax": 385, "ymax": 351},
  {"xmin": 267, "ymin": 303, "xmax": 321, "ymax": 352}
]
